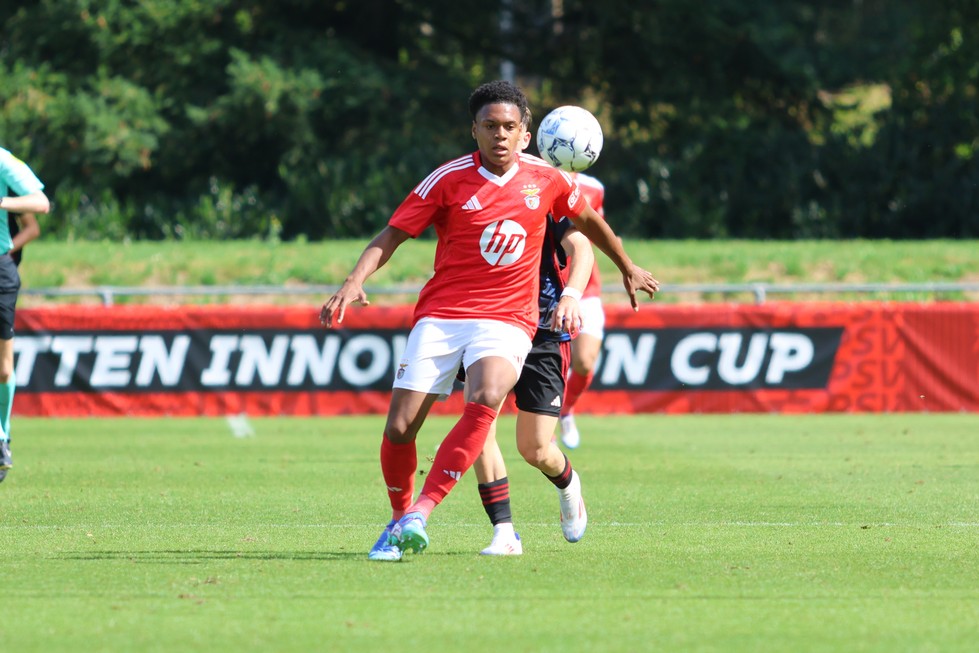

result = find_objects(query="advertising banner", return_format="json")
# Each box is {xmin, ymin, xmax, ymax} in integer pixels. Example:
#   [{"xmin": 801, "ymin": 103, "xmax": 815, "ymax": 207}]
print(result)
[{"xmin": 13, "ymin": 302, "xmax": 979, "ymax": 416}]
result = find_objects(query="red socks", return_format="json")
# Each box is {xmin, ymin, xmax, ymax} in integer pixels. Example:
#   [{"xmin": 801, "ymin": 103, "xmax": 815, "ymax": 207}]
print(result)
[
  {"xmin": 380, "ymin": 437, "xmax": 417, "ymax": 515},
  {"xmin": 562, "ymin": 370, "xmax": 594, "ymax": 416},
  {"xmin": 418, "ymin": 402, "xmax": 498, "ymax": 505}
]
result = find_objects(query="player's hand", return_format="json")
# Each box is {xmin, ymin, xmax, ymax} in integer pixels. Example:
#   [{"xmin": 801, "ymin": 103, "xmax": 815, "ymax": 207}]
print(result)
[
  {"xmin": 621, "ymin": 265, "xmax": 660, "ymax": 311},
  {"xmin": 320, "ymin": 282, "xmax": 369, "ymax": 327},
  {"xmin": 552, "ymin": 296, "xmax": 583, "ymax": 335}
]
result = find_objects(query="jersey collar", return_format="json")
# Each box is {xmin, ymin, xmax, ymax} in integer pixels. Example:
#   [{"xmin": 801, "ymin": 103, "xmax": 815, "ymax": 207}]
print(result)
[{"xmin": 476, "ymin": 155, "xmax": 520, "ymax": 186}]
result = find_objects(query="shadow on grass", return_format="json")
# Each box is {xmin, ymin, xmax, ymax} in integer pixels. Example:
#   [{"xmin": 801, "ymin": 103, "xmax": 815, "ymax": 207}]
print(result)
[
  {"xmin": 57, "ymin": 550, "xmax": 367, "ymax": 563},
  {"xmin": 55, "ymin": 549, "xmax": 474, "ymax": 563}
]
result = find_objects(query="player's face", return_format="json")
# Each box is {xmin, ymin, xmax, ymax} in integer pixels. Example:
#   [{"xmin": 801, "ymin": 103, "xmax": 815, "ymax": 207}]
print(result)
[{"xmin": 472, "ymin": 102, "xmax": 531, "ymax": 176}]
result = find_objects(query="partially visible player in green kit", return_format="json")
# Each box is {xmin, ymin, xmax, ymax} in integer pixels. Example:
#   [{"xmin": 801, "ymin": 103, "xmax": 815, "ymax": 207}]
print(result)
[{"xmin": 0, "ymin": 146, "xmax": 51, "ymax": 482}]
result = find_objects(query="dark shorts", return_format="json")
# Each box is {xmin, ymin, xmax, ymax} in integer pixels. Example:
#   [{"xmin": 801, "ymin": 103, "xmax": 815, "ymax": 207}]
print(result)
[
  {"xmin": 0, "ymin": 255, "xmax": 20, "ymax": 340},
  {"xmin": 512, "ymin": 338, "xmax": 571, "ymax": 417}
]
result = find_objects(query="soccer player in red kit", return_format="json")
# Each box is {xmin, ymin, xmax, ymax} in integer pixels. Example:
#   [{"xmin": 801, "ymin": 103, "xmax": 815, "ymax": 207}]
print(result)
[
  {"xmin": 558, "ymin": 171, "xmax": 607, "ymax": 449},
  {"xmin": 320, "ymin": 80, "xmax": 659, "ymax": 561}
]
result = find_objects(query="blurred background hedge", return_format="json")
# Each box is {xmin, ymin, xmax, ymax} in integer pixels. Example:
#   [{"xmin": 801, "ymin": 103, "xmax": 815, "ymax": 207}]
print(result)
[{"xmin": 2, "ymin": 0, "xmax": 977, "ymax": 241}]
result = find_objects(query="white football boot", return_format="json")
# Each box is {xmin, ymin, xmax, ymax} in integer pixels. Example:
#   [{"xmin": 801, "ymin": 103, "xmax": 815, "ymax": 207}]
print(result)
[
  {"xmin": 480, "ymin": 525, "xmax": 523, "ymax": 556},
  {"xmin": 558, "ymin": 470, "xmax": 587, "ymax": 542}
]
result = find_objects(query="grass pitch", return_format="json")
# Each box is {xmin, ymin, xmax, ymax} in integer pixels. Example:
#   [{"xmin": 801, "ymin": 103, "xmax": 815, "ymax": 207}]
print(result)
[{"xmin": 2, "ymin": 413, "xmax": 978, "ymax": 652}]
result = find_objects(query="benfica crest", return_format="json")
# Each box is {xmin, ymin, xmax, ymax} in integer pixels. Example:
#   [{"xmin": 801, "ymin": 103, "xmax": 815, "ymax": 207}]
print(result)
[{"xmin": 521, "ymin": 185, "xmax": 541, "ymax": 210}]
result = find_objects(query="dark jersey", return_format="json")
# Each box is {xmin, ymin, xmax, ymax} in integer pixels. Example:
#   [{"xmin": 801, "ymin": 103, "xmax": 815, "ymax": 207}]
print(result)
[{"xmin": 534, "ymin": 216, "xmax": 573, "ymax": 344}]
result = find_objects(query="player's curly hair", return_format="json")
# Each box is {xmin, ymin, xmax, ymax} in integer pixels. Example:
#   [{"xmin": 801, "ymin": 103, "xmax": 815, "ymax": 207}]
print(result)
[{"xmin": 468, "ymin": 80, "xmax": 532, "ymax": 129}]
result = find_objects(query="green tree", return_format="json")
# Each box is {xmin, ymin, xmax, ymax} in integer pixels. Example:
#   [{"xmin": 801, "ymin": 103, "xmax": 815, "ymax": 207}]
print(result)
[{"xmin": 2, "ymin": 0, "xmax": 977, "ymax": 240}]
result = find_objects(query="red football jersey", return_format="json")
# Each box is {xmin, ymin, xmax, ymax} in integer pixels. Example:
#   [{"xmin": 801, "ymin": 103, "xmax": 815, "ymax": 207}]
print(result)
[
  {"xmin": 572, "ymin": 172, "xmax": 606, "ymax": 298},
  {"xmin": 389, "ymin": 152, "xmax": 587, "ymax": 338}
]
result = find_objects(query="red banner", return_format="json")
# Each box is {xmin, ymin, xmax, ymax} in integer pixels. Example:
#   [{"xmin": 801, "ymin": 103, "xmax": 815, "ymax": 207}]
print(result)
[{"xmin": 13, "ymin": 302, "xmax": 979, "ymax": 416}]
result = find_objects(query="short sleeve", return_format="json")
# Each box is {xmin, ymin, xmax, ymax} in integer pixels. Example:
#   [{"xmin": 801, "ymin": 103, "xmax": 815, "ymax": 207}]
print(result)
[
  {"xmin": 553, "ymin": 172, "xmax": 587, "ymax": 219},
  {"xmin": 388, "ymin": 190, "xmax": 439, "ymax": 238},
  {"xmin": 0, "ymin": 149, "xmax": 44, "ymax": 196}
]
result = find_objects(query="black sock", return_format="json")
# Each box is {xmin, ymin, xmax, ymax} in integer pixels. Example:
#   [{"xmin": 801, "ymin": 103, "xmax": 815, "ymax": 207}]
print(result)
[
  {"xmin": 478, "ymin": 477, "xmax": 513, "ymax": 525},
  {"xmin": 544, "ymin": 454, "xmax": 573, "ymax": 490}
]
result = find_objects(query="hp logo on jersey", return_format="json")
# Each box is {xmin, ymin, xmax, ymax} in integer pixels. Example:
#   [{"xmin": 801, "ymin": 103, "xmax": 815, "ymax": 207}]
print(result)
[{"xmin": 480, "ymin": 220, "xmax": 527, "ymax": 266}]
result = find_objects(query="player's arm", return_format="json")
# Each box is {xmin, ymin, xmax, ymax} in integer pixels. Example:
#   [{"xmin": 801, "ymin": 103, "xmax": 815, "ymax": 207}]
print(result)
[
  {"xmin": 9, "ymin": 213, "xmax": 40, "ymax": 253},
  {"xmin": 320, "ymin": 225, "xmax": 411, "ymax": 327},
  {"xmin": 0, "ymin": 190, "xmax": 50, "ymax": 214},
  {"xmin": 551, "ymin": 227, "xmax": 594, "ymax": 333},
  {"xmin": 568, "ymin": 202, "xmax": 659, "ymax": 311}
]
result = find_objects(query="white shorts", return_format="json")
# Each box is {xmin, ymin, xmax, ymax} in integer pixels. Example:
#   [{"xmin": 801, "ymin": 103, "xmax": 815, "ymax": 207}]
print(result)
[
  {"xmin": 578, "ymin": 296, "xmax": 606, "ymax": 339},
  {"xmin": 393, "ymin": 317, "xmax": 532, "ymax": 397}
]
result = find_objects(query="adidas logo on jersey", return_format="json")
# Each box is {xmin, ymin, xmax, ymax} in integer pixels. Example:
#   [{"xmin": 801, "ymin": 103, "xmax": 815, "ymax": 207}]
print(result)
[
  {"xmin": 462, "ymin": 196, "xmax": 482, "ymax": 211},
  {"xmin": 550, "ymin": 395, "xmax": 562, "ymax": 407},
  {"xmin": 442, "ymin": 469, "xmax": 462, "ymax": 481}
]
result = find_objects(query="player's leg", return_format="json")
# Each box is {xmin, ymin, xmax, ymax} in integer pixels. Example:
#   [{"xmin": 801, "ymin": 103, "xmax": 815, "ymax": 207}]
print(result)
[
  {"xmin": 392, "ymin": 320, "xmax": 528, "ymax": 554},
  {"xmin": 371, "ymin": 318, "xmax": 466, "ymax": 560},
  {"xmin": 473, "ymin": 422, "xmax": 522, "ymax": 556},
  {"xmin": 469, "ymin": 377, "xmax": 521, "ymax": 555},
  {"xmin": 0, "ymin": 286, "xmax": 17, "ymax": 482},
  {"xmin": 512, "ymin": 340, "xmax": 587, "ymax": 542},
  {"xmin": 414, "ymin": 354, "xmax": 517, "ymax": 513},
  {"xmin": 382, "ymin": 388, "xmax": 440, "ymax": 515},
  {"xmin": 560, "ymin": 297, "xmax": 605, "ymax": 449},
  {"xmin": 513, "ymin": 411, "xmax": 586, "ymax": 542},
  {"xmin": 370, "ymin": 388, "xmax": 439, "ymax": 561}
]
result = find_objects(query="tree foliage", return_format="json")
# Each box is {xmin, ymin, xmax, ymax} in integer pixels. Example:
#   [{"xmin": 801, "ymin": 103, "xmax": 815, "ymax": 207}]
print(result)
[{"xmin": 1, "ymin": 0, "xmax": 977, "ymax": 240}]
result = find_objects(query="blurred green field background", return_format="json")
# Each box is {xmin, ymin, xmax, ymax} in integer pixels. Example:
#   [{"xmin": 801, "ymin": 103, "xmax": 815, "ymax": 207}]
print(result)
[
  {"xmin": 2, "ymin": 413, "xmax": 978, "ymax": 652},
  {"xmin": 17, "ymin": 239, "xmax": 979, "ymax": 305}
]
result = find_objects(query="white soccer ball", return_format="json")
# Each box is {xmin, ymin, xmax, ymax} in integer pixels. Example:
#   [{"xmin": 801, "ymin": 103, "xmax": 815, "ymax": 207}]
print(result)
[{"xmin": 536, "ymin": 105, "xmax": 604, "ymax": 172}]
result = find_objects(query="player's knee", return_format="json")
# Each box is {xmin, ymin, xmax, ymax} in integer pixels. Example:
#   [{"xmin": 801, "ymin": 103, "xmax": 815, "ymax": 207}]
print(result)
[
  {"xmin": 467, "ymin": 386, "xmax": 509, "ymax": 410},
  {"xmin": 579, "ymin": 349, "xmax": 601, "ymax": 373},
  {"xmin": 516, "ymin": 441, "xmax": 548, "ymax": 469},
  {"xmin": 382, "ymin": 420, "xmax": 416, "ymax": 444}
]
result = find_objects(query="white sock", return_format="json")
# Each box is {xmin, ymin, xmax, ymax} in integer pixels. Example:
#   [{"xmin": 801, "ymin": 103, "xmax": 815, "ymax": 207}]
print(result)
[
  {"xmin": 493, "ymin": 523, "xmax": 515, "ymax": 539},
  {"xmin": 559, "ymin": 471, "xmax": 579, "ymax": 500}
]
